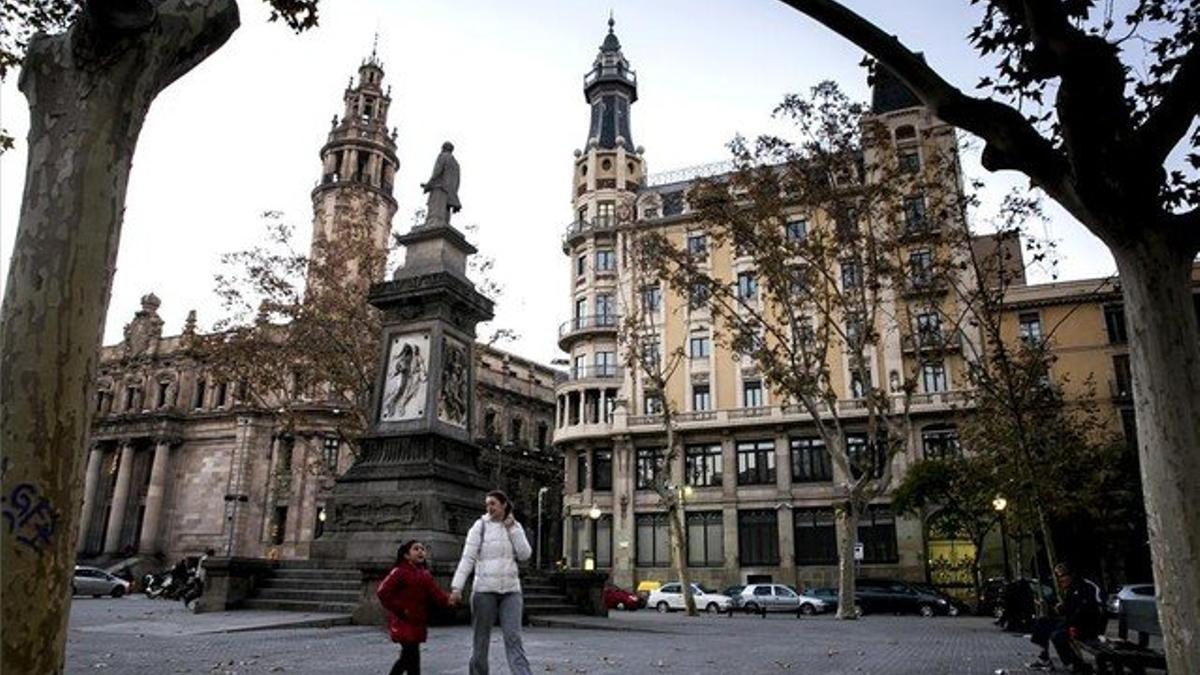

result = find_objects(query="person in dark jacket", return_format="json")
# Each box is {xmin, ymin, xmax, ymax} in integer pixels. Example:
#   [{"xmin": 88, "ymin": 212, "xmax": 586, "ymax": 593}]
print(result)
[
  {"xmin": 1029, "ymin": 563, "xmax": 1105, "ymax": 673},
  {"xmin": 377, "ymin": 540, "xmax": 456, "ymax": 675}
]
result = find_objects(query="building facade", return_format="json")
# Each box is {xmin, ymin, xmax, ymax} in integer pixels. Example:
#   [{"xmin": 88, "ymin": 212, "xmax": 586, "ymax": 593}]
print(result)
[
  {"xmin": 76, "ymin": 54, "xmax": 560, "ymax": 566},
  {"xmin": 554, "ymin": 23, "xmax": 977, "ymax": 590}
]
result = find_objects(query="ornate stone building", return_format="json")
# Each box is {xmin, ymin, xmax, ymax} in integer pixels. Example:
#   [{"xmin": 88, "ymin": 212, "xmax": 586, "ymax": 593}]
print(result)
[{"xmin": 76, "ymin": 53, "xmax": 560, "ymax": 566}]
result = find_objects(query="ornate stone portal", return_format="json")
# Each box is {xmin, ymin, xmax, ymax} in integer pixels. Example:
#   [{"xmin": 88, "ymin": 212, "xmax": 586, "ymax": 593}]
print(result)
[{"xmin": 311, "ymin": 201, "xmax": 495, "ymax": 563}]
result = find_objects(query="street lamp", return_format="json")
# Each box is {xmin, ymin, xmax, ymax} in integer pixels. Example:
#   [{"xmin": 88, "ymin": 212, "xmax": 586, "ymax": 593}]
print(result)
[
  {"xmin": 584, "ymin": 504, "xmax": 601, "ymax": 570},
  {"xmin": 536, "ymin": 486, "xmax": 549, "ymax": 570},
  {"xmin": 993, "ymin": 495, "xmax": 1011, "ymax": 582},
  {"xmin": 588, "ymin": 503, "xmax": 602, "ymax": 520}
]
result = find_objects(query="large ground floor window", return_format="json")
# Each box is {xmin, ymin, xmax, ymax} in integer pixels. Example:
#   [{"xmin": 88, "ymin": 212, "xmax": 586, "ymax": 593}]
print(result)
[
  {"xmin": 635, "ymin": 513, "xmax": 671, "ymax": 567},
  {"xmin": 859, "ymin": 505, "xmax": 899, "ymax": 564},
  {"xmin": 793, "ymin": 507, "xmax": 837, "ymax": 565},
  {"xmin": 738, "ymin": 509, "xmax": 779, "ymax": 566},
  {"xmin": 686, "ymin": 511, "xmax": 724, "ymax": 566}
]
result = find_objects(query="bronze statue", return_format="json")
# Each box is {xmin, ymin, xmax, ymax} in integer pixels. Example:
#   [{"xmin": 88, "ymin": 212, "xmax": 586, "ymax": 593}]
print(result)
[{"xmin": 421, "ymin": 141, "xmax": 461, "ymax": 226}]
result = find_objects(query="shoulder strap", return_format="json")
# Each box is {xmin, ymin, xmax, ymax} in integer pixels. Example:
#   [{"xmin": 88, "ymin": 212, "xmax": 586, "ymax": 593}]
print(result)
[{"xmin": 475, "ymin": 518, "xmax": 486, "ymax": 560}]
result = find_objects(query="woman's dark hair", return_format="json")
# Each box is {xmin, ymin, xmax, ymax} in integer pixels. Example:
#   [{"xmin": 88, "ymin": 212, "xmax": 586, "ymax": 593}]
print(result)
[
  {"xmin": 397, "ymin": 539, "xmax": 421, "ymax": 564},
  {"xmin": 487, "ymin": 490, "xmax": 512, "ymax": 516}
]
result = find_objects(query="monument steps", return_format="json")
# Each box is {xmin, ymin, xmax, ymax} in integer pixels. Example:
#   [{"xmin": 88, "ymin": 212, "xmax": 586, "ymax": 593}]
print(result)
[
  {"xmin": 258, "ymin": 577, "xmax": 360, "ymax": 591},
  {"xmin": 242, "ymin": 598, "xmax": 360, "ymax": 614},
  {"xmin": 243, "ymin": 562, "xmax": 361, "ymax": 614}
]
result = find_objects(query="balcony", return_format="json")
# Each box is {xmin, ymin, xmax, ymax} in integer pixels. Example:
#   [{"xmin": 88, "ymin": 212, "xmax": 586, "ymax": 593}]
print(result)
[
  {"xmin": 583, "ymin": 65, "xmax": 637, "ymax": 89},
  {"xmin": 901, "ymin": 330, "xmax": 963, "ymax": 354},
  {"xmin": 562, "ymin": 217, "xmax": 618, "ymax": 251},
  {"xmin": 567, "ymin": 365, "xmax": 624, "ymax": 382},
  {"xmin": 558, "ymin": 313, "xmax": 621, "ymax": 350}
]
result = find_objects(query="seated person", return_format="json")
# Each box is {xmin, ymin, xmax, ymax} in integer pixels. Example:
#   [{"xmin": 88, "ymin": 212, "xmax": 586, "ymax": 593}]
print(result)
[{"xmin": 1029, "ymin": 564, "xmax": 1105, "ymax": 674}]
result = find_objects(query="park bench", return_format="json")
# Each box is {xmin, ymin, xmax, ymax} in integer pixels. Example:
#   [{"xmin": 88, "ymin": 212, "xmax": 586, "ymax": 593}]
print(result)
[{"xmin": 1077, "ymin": 599, "xmax": 1167, "ymax": 674}]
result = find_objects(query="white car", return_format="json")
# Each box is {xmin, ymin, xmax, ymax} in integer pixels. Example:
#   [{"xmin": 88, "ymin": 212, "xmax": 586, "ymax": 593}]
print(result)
[
  {"xmin": 73, "ymin": 566, "xmax": 130, "ymax": 598},
  {"xmin": 647, "ymin": 582, "xmax": 732, "ymax": 614},
  {"xmin": 738, "ymin": 583, "xmax": 828, "ymax": 615}
]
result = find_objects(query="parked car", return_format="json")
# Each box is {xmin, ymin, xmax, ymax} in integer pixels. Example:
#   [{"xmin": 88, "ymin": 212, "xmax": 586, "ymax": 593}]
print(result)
[
  {"xmin": 909, "ymin": 583, "xmax": 968, "ymax": 617},
  {"xmin": 854, "ymin": 578, "xmax": 954, "ymax": 617},
  {"xmin": 736, "ymin": 584, "xmax": 829, "ymax": 616},
  {"xmin": 603, "ymin": 585, "xmax": 645, "ymax": 611},
  {"xmin": 73, "ymin": 566, "xmax": 130, "ymax": 598},
  {"xmin": 807, "ymin": 586, "xmax": 840, "ymax": 613},
  {"xmin": 647, "ymin": 582, "xmax": 732, "ymax": 614},
  {"xmin": 635, "ymin": 580, "xmax": 662, "ymax": 602},
  {"xmin": 977, "ymin": 577, "xmax": 1007, "ymax": 618},
  {"xmin": 1107, "ymin": 584, "xmax": 1155, "ymax": 617}
]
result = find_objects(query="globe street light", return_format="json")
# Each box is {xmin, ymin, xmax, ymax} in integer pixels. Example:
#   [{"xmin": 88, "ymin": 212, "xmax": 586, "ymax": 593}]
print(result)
[
  {"xmin": 993, "ymin": 494, "xmax": 1011, "ymax": 582},
  {"xmin": 536, "ymin": 486, "xmax": 549, "ymax": 570}
]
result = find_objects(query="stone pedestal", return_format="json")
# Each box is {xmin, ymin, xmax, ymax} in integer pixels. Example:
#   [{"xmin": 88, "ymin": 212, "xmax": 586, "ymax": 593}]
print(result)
[{"xmin": 311, "ymin": 222, "xmax": 495, "ymax": 564}]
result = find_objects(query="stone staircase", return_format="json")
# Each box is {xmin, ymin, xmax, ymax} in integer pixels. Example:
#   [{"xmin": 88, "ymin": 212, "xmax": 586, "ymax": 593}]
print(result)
[
  {"xmin": 243, "ymin": 561, "xmax": 360, "ymax": 614},
  {"xmin": 521, "ymin": 571, "xmax": 581, "ymax": 617}
]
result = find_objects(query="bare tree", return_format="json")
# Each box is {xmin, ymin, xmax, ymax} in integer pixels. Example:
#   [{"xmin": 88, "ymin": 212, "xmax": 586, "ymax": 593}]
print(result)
[
  {"xmin": 0, "ymin": 3, "xmax": 317, "ymax": 671},
  {"xmin": 777, "ymin": 2, "xmax": 1198, "ymax": 666},
  {"xmin": 635, "ymin": 82, "xmax": 973, "ymax": 618}
]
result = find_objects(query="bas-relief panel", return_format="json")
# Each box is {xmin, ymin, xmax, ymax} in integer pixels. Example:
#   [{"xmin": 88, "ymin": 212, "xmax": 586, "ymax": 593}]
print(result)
[
  {"xmin": 438, "ymin": 337, "xmax": 469, "ymax": 428},
  {"xmin": 380, "ymin": 332, "xmax": 430, "ymax": 422}
]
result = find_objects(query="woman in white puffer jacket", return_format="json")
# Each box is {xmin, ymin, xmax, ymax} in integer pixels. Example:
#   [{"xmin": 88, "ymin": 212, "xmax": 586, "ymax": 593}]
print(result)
[{"xmin": 450, "ymin": 490, "xmax": 533, "ymax": 675}]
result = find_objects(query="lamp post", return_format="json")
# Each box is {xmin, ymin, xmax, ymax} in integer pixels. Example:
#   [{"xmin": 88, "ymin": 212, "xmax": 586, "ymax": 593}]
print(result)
[
  {"xmin": 584, "ymin": 504, "xmax": 601, "ymax": 570},
  {"xmin": 223, "ymin": 493, "xmax": 249, "ymax": 556},
  {"xmin": 536, "ymin": 486, "xmax": 549, "ymax": 569},
  {"xmin": 993, "ymin": 495, "xmax": 1011, "ymax": 582}
]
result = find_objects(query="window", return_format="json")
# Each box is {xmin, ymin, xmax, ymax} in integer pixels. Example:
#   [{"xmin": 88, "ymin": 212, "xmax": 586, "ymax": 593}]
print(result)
[
  {"xmin": 577, "ymin": 206, "xmax": 587, "ymax": 224},
  {"xmin": 841, "ymin": 259, "xmax": 862, "ymax": 289},
  {"xmin": 594, "ymin": 514, "xmax": 613, "ymax": 567},
  {"xmin": 271, "ymin": 506, "xmax": 288, "ymax": 545},
  {"xmin": 572, "ymin": 355, "xmax": 586, "ymax": 379},
  {"xmin": 685, "ymin": 444, "xmax": 722, "ymax": 487},
  {"xmin": 593, "ymin": 449, "xmax": 613, "ymax": 491},
  {"xmin": 277, "ymin": 438, "xmax": 294, "ymax": 475},
  {"xmin": 737, "ymin": 271, "xmax": 759, "ymax": 300},
  {"xmin": 641, "ymin": 336, "xmax": 661, "ymax": 370},
  {"xmin": 536, "ymin": 423, "xmax": 548, "ymax": 450},
  {"xmin": 661, "ymin": 190, "xmax": 685, "ymax": 217},
  {"xmin": 215, "ymin": 381, "xmax": 228, "ymax": 408},
  {"xmin": 641, "ymin": 285, "xmax": 662, "ymax": 313},
  {"xmin": 897, "ymin": 148, "xmax": 920, "ymax": 173},
  {"xmin": 686, "ymin": 512, "xmax": 724, "ymax": 566},
  {"xmin": 484, "ymin": 409, "xmax": 498, "ymax": 441},
  {"xmin": 909, "ymin": 248, "xmax": 933, "ymax": 286},
  {"xmin": 1104, "ymin": 304, "xmax": 1128, "ymax": 344},
  {"xmin": 921, "ymin": 362, "xmax": 948, "ymax": 393},
  {"xmin": 509, "ymin": 417, "xmax": 524, "ymax": 445},
  {"xmin": 792, "ymin": 316, "xmax": 815, "ymax": 351},
  {"xmin": 903, "ymin": 195, "xmax": 928, "ymax": 231},
  {"xmin": 921, "ymin": 425, "xmax": 960, "ymax": 460},
  {"xmin": 636, "ymin": 513, "xmax": 671, "ymax": 566},
  {"xmin": 849, "ymin": 368, "xmax": 870, "ymax": 398},
  {"xmin": 785, "ymin": 218, "xmax": 808, "ymax": 242},
  {"xmin": 858, "ymin": 506, "xmax": 898, "ymax": 563},
  {"xmin": 738, "ymin": 509, "xmax": 780, "ymax": 566},
  {"xmin": 686, "ymin": 233, "xmax": 708, "ymax": 257},
  {"xmin": 322, "ymin": 437, "xmax": 340, "ymax": 470},
  {"xmin": 596, "ymin": 201, "xmax": 615, "ymax": 227},
  {"xmin": 1018, "ymin": 312, "xmax": 1042, "ymax": 344},
  {"xmin": 691, "ymin": 385, "xmax": 711, "ymax": 412},
  {"xmin": 689, "ymin": 335, "xmax": 711, "ymax": 359},
  {"xmin": 847, "ymin": 433, "xmax": 886, "ymax": 479},
  {"xmin": 788, "ymin": 266, "xmax": 809, "ymax": 298},
  {"xmin": 594, "ymin": 351, "xmax": 617, "ymax": 377},
  {"xmin": 689, "ymin": 281, "xmax": 711, "ymax": 309},
  {"xmin": 155, "ymin": 381, "xmax": 169, "ymax": 408},
  {"xmin": 916, "ymin": 312, "xmax": 942, "ymax": 345},
  {"xmin": 595, "ymin": 294, "xmax": 615, "ymax": 322},
  {"xmin": 791, "ymin": 437, "xmax": 832, "ymax": 482},
  {"xmin": 835, "ymin": 207, "xmax": 859, "ymax": 238},
  {"xmin": 636, "ymin": 448, "xmax": 662, "ymax": 490},
  {"xmin": 193, "ymin": 378, "xmax": 207, "ymax": 409},
  {"xmin": 595, "ymin": 249, "xmax": 616, "ymax": 272},
  {"xmin": 576, "ymin": 254, "xmax": 587, "ymax": 277},
  {"xmin": 742, "ymin": 380, "xmax": 764, "ymax": 408},
  {"xmin": 1112, "ymin": 353, "xmax": 1132, "ymax": 397},
  {"xmin": 736, "ymin": 440, "xmax": 775, "ymax": 485},
  {"xmin": 794, "ymin": 508, "xmax": 837, "ymax": 565},
  {"xmin": 644, "ymin": 394, "xmax": 663, "ymax": 415},
  {"xmin": 576, "ymin": 451, "xmax": 589, "ymax": 492},
  {"xmin": 574, "ymin": 297, "xmax": 587, "ymax": 322}
]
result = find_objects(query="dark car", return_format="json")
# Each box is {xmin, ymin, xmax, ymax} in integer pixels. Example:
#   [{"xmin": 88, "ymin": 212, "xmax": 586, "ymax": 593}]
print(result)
[
  {"xmin": 807, "ymin": 586, "xmax": 840, "ymax": 613},
  {"xmin": 910, "ymin": 583, "xmax": 968, "ymax": 617},
  {"xmin": 854, "ymin": 578, "xmax": 954, "ymax": 617},
  {"xmin": 977, "ymin": 577, "xmax": 1007, "ymax": 617},
  {"xmin": 603, "ymin": 585, "xmax": 645, "ymax": 611}
]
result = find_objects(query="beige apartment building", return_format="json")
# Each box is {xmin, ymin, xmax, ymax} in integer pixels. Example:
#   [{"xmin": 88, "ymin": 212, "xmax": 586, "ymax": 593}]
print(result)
[{"xmin": 554, "ymin": 23, "xmax": 980, "ymax": 590}]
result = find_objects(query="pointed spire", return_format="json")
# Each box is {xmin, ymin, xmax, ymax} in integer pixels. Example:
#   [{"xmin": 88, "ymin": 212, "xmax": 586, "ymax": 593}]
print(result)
[{"xmin": 608, "ymin": 10, "xmax": 615, "ymax": 34}]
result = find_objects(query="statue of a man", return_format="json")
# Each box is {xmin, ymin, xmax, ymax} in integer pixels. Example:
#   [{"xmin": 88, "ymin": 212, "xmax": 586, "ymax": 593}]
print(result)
[{"xmin": 421, "ymin": 141, "xmax": 461, "ymax": 226}]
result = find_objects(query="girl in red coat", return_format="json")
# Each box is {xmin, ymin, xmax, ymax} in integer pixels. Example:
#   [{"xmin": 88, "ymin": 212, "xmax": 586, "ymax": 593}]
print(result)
[{"xmin": 377, "ymin": 540, "xmax": 456, "ymax": 675}]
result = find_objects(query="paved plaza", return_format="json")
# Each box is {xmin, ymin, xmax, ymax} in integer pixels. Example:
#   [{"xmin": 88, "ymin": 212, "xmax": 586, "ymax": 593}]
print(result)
[{"xmin": 66, "ymin": 596, "xmax": 1053, "ymax": 674}]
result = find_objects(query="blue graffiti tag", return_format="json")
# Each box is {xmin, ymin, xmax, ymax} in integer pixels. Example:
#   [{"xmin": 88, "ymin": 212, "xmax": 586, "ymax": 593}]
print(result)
[{"xmin": 1, "ymin": 483, "xmax": 57, "ymax": 553}]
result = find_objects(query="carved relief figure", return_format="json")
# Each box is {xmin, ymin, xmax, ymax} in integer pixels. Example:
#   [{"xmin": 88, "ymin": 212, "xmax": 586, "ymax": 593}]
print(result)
[
  {"xmin": 381, "ymin": 334, "xmax": 429, "ymax": 421},
  {"xmin": 438, "ymin": 338, "xmax": 468, "ymax": 427}
]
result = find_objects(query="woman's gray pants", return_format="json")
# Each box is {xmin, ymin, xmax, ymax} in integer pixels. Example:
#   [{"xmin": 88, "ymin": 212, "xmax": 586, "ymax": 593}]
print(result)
[{"xmin": 470, "ymin": 592, "xmax": 530, "ymax": 675}]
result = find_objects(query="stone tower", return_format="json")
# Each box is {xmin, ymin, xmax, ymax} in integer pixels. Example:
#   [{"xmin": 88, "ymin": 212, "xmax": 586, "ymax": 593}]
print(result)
[{"xmin": 310, "ymin": 47, "xmax": 400, "ymax": 268}]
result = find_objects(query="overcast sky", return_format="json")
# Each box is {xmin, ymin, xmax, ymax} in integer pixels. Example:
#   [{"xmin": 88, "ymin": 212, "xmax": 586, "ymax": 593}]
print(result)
[{"xmin": 0, "ymin": 0, "xmax": 1120, "ymax": 366}]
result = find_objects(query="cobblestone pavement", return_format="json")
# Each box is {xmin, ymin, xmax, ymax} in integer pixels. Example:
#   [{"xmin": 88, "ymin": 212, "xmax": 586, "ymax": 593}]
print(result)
[{"xmin": 68, "ymin": 597, "xmax": 1046, "ymax": 674}]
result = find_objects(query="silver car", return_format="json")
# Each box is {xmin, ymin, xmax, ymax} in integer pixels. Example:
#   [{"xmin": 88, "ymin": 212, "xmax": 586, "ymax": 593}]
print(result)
[
  {"xmin": 73, "ymin": 566, "xmax": 129, "ymax": 598},
  {"xmin": 738, "ymin": 583, "xmax": 828, "ymax": 615}
]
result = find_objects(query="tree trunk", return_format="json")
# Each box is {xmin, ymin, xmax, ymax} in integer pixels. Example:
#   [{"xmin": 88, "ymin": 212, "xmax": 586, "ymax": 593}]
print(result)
[
  {"xmin": 1113, "ymin": 235, "xmax": 1200, "ymax": 675},
  {"xmin": 667, "ymin": 501, "xmax": 697, "ymax": 616},
  {"xmin": 834, "ymin": 500, "xmax": 859, "ymax": 619},
  {"xmin": 0, "ymin": 4, "xmax": 238, "ymax": 673}
]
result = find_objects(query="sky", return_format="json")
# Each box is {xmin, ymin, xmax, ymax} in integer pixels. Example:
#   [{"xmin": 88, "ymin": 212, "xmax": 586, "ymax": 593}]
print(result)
[{"xmin": 0, "ymin": 0, "xmax": 1122, "ymax": 366}]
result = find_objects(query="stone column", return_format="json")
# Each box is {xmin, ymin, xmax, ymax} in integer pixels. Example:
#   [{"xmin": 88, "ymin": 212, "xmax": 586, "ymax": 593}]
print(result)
[
  {"xmin": 138, "ymin": 439, "xmax": 172, "ymax": 553},
  {"xmin": 76, "ymin": 445, "xmax": 104, "ymax": 554},
  {"xmin": 103, "ymin": 440, "xmax": 137, "ymax": 553}
]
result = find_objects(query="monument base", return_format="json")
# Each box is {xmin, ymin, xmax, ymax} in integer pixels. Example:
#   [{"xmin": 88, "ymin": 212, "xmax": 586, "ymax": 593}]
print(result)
[{"xmin": 310, "ymin": 432, "xmax": 492, "ymax": 563}]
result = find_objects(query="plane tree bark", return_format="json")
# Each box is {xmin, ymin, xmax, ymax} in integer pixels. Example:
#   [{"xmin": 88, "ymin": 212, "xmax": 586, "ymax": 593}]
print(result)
[{"xmin": 776, "ymin": 1, "xmax": 1199, "ymax": 669}]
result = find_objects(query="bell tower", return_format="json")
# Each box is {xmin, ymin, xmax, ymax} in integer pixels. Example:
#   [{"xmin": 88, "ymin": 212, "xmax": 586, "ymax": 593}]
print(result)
[{"xmin": 310, "ymin": 45, "xmax": 400, "ymax": 272}]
